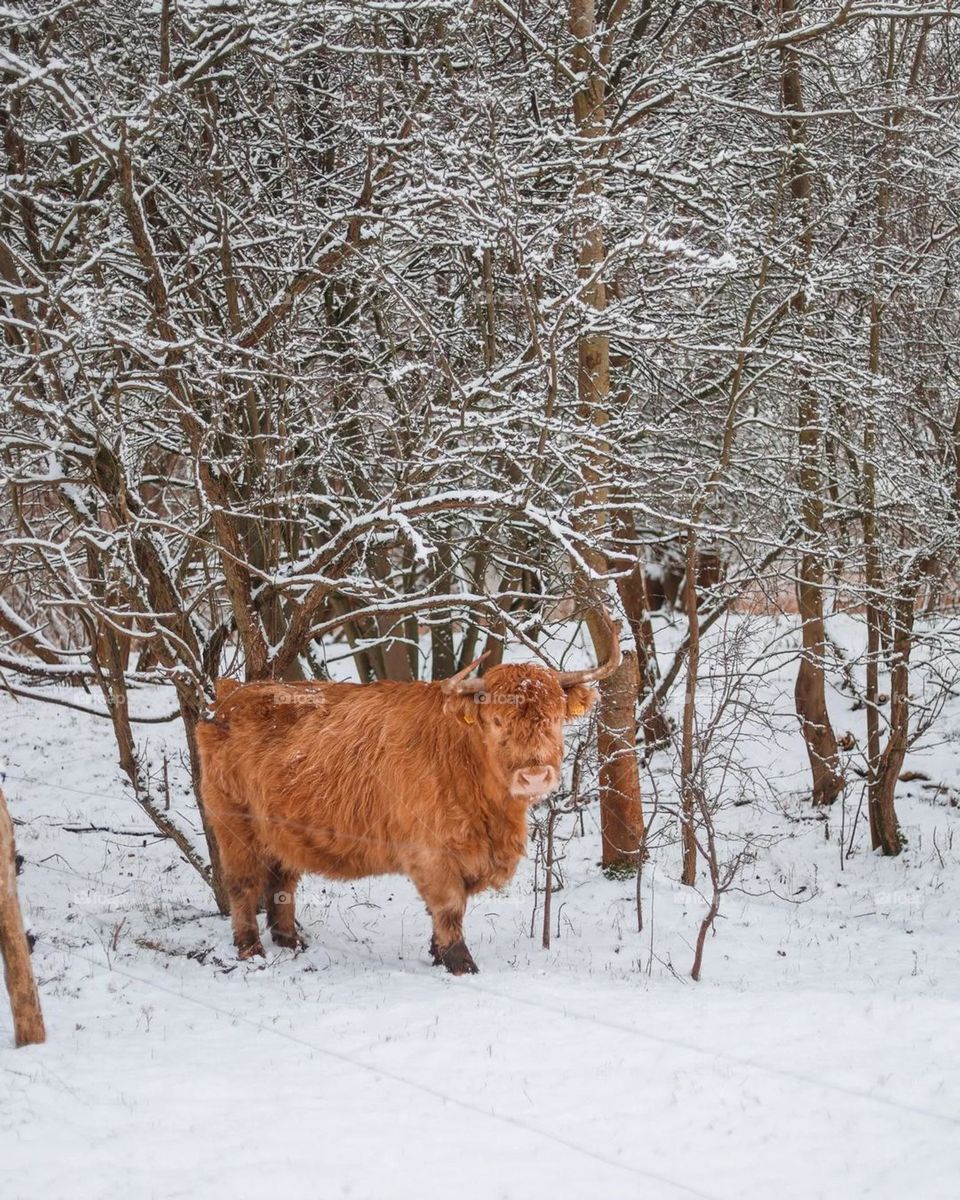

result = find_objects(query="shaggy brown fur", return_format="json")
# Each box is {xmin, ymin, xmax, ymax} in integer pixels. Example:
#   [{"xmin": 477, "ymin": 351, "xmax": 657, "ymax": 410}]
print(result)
[{"xmin": 197, "ymin": 667, "xmax": 597, "ymax": 973}]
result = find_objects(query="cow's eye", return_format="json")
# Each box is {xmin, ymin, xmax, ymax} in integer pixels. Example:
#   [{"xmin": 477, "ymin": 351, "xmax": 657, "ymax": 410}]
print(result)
[{"xmin": 490, "ymin": 714, "xmax": 504, "ymax": 730}]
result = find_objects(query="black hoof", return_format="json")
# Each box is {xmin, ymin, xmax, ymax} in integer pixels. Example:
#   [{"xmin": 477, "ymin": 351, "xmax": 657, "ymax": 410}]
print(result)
[
  {"xmin": 271, "ymin": 929, "xmax": 307, "ymax": 951},
  {"xmin": 237, "ymin": 939, "xmax": 265, "ymax": 961},
  {"xmin": 439, "ymin": 939, "xmax": 478, "ymax": 976}
]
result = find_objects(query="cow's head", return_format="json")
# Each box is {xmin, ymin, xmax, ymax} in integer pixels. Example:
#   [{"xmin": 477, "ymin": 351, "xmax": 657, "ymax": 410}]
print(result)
[{"xmin": 441, "ymin": 612, "xmax": 621, "ymax": 799}]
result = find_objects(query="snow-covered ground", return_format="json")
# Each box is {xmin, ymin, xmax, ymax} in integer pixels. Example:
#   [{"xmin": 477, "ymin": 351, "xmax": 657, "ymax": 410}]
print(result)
[{"xmin": 3, "ymin": 616, "xmax": 960, "ymax": 1199}]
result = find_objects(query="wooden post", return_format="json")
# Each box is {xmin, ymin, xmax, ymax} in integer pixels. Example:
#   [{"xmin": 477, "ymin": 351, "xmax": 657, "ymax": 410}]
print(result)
[{"xmin": 0, "ymin": 788, "xmax": 46, "ymax": 1047}]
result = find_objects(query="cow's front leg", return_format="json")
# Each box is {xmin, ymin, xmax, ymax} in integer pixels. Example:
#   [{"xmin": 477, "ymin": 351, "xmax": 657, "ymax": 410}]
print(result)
[{"xmin": 411, "ymin": 861, "xmax": 477, "ymax": 976}]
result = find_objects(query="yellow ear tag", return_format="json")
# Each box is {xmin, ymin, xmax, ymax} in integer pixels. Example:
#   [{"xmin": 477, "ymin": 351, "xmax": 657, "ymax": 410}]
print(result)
[
  {"xmin": 569, "ymin": 702, "xmax": 586, "ymax": 717},
  {"xmin": 462, "ymin": 712, "xmax": 475, "ymax": 725}
]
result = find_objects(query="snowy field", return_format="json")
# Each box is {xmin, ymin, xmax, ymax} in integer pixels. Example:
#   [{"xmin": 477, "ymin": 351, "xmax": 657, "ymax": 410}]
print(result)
[{"xmin": 3, "ymin": 616, "xmax": 960, "ymax": 1200}]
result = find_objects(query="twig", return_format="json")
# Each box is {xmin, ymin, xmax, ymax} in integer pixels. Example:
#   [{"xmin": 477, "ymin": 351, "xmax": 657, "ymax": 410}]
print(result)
[{"xmin": 60, "ymin": 824, "xmax": 164, "ymax": 838}]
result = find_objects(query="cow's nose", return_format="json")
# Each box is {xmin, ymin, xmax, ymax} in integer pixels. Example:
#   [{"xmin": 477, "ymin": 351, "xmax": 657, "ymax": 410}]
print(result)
[{"xmin": 512, "ymin": 766, "xmax": 559, "ymax": 796}]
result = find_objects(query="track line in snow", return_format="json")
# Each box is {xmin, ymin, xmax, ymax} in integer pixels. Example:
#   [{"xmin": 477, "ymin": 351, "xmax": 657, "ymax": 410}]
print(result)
[
  {"xmin": 18, "ymin": 820, "xmax": 960, "ymax": 1133},
  {"xmin": 469, "ymin": 978, "xmax": 960, "ymax": 1129},
  {"xmin": 11, "ymin": 771, "xmax": 960, "ymax": 1142},
  {"xmin": 324, "ymin": 929, "xmax": 960, "ymax": 1131},
  {"xmin": 26, "ymin": 940, "xmax": 726, "ymax": 1200}
]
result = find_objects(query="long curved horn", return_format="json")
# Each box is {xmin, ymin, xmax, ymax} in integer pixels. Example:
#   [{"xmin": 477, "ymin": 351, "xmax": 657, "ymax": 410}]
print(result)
[
  {"xmin": 440, "ymin": 652, "xmax": 490, "ymax": 695},
  {"xmin": 555, "ymin": 607, "xmax": 621, "ymax": 686}
]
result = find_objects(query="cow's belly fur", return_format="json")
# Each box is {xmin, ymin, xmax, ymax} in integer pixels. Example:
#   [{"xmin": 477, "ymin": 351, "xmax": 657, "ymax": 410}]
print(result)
[
  {"xmin": 250, "ymin": 805, "xmax": 398, "ymax": 881},
  {"xmin": 244, "ymin": 793, "xmax": 529, "ymax": 892},
  {"xmin": 207, "ymin": 760, "xmax": 530, "ymax": 896}
]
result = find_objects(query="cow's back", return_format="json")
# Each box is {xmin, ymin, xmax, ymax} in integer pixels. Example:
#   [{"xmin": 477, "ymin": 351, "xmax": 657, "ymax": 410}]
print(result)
[{"xmin": 198, "ymin": 677, "xmax": 463, "ymax": 880}]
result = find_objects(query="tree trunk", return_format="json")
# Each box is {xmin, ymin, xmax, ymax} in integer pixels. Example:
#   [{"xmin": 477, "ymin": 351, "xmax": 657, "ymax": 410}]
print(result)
[
  {"xmin": 864, "ymin": 18, "xmax": 902, "ymax": 856},
  {"xmin": 571, "ymin": 0, "xmax": 644, "ymax": 873},
  {"xmin": 0, "ymin": 789, "xmax": 46, "ymax": 1047},
  {"xmin": 680, "ymin": 530, "xmax": 700, "ymax": 886},
  {"xmin": 780, "ymin": 0, "xmax": 844, "ymax": 807},
  {"xmin": 614, "ymin": 512, "xmax": 671, "ymax": 748},
  {"xmin": 794, "ymin": 593, "xmax": 844, "ymax": 806},
  {"xmin": 868, "ymin": 588, "xmax": 916, "ymax": 855},
  {"xmin": 594, "ymin": 640, "xmax": 645, "ymax": 873},
  {"xmin": 179, "ymin": 697, "xmax": 231, "ymax": 911}
]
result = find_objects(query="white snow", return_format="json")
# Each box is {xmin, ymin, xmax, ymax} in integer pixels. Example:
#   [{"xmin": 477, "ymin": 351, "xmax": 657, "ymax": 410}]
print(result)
[{"xmin": 2, "ymin": 616, "xmax": 960, "ymax": 1199}]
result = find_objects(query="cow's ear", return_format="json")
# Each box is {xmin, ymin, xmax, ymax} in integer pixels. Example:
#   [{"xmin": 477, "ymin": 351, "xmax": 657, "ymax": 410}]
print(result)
[
  {"xmin": 443, "ymin": 694, "xmax": 483, "ymax": 726},
  {"xmin": 563, "ymin": 683, "xmax": 598, "ymax": 721}
]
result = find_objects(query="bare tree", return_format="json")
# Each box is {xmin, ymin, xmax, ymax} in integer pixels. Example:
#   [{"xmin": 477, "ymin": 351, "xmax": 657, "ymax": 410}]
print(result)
[
  {"xmin": 569, "ymin": 0, "xmax": 645, "ymax": 874},
  {"xmin": 780, "ymin": 0, "xmax": 844, "ymax": 808}
]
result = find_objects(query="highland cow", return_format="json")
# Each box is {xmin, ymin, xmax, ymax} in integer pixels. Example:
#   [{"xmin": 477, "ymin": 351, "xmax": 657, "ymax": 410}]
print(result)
[{"xmin": 196, "ymin": 616, "xmax": 619, "ymax": 974}]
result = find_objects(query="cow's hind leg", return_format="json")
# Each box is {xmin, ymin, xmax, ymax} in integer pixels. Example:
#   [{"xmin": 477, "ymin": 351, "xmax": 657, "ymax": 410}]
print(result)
[
  {"xmin": 265, "ymin": 861, "xmax": 305, "ymax": 950},
  {"xmin": 412, "ymin": 861, "xmax": 477, "ymax": 976},
  {"xmin": 205, "ymin": 787, "xmax": 266, "ymax": 960}
]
